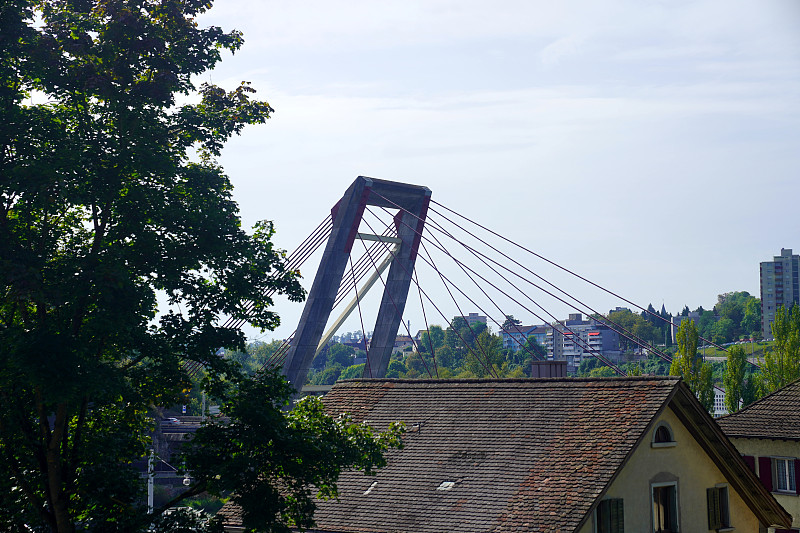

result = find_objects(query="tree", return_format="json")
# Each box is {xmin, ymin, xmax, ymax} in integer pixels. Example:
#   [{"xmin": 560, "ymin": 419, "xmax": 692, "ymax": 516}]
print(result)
[
  {"xmin": 741, "ymin": 298, "xmax": 762, "ymax": 339},
  {"xmin": 589, "ymin": 366, "xmax": 616, "ymax": 378},
  {"xmin": 670, "ymin": 320, "xmax": 714, "ymax": 412},
  {"xmin": 760, "ymin": 305, "xmax": 800, "ymax": 394},
  {"xmin": 464, "ymin": 331, "xmax": 504, "ymax": 377},
  {"xmin": 418, "ymin": 325, "xmax": 445, "ymax": 355},
  {"xmin": 385, "ymin": 359, "xmax": 407, "ymax": 379},
  {"xmin": 723, "ymin": 345, "xmax": 747, "ymax": 413},
  {"xmin": 0, "ymin": 2, "xmax": 395, "ymax": 531},
  {"xmin": 697, "ymin": 310, "xmax": 717, "ymax": 341},
  {"xmin": 711, "ymin": 318, "xmax": 735, "ymax": 345},
  {"xmin": 183, "ymin": 371, "xmax": 403, "ymax": 533},
  {"xmin": 339, "ymin": 363, "xmax": 366, "ymax": 380},
  {"xmin": 501, "ymin": 315, "xmax": 521, "ymax": 331},
  {"xmin": 327, "ymin": 343, "xmax": 356, "ymax": 368},
  {"xmin": 607, "ymin": 308, "xmax": 660, "ymax": 350}
]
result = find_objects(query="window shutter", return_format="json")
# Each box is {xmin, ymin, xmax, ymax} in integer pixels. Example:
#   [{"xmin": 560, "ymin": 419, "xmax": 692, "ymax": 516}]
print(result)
[
  {"xmin": 598, "ymin": 499, "xmax": 611, "ymax": 532},
  {"xmin": 759, "ymin": 456, "xmax": 773, "ymax": 492},
  {"xmin": 742, "ymin": 455, "xmax": 755, "ymax": 472},
  {"xmin": 610, "ymin": 498, "xmax": 624, "ymax": 533},
  {"xmin": 795, "ymin": 459, "xmax": 800, "ymax": 495},
  {"xmin": 707, "ymin": 488, "xmax": 721, "ymax": 530}
]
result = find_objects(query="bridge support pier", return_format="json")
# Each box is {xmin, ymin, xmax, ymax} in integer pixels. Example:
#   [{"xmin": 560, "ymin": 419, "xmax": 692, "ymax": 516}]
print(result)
[{"xmin": 282, "ymin": 176, "xmax": 431, "ymax": 389}]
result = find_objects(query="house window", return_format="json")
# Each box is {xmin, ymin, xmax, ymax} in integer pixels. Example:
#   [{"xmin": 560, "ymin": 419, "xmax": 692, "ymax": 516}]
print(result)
[
  {"xmin": 595, "ymin": 498, "xmax": 624, "ymax": 533},
  {"xmin": 652, "ymin": 482, "xmax": 679, "ymax": 533},
  {"xmin": 707, "ymin": 485, "xmax": 730, "ymax": 530},
  {"xmin": 773, "ymin": 458, "xmax": 797, "ymax": 493},
  {"xmin": 651, "ymin": 422, "xmax": 676, "ymax": 448}
]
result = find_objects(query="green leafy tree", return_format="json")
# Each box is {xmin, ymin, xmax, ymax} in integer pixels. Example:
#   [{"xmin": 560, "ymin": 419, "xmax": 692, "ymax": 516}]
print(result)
[
  {"xmin": 0, "ymin": 1, "xmax": 394, "ymax": 531},
  {"xmin": 418, "ymin": 325, "xmax": 445, "ymax": 355},
  {"xmin": 327, "ymin": 343, "xmax": 356, "ymax": 368},
  {"xmin": 339, "ymin": 363, "xmax": 366, "ymax": 380},
  {"xmin": 670, "ymin": 319, "xmax": 714, "ymax": 412},
  {"xmin": 385, "ymin": 359, "xmax": 407, "ymax": 378},
  {"xmin": 643, "ymin": 353, "xmax": 671, "ymax": 376},
  {"xmin": 715, "ymin": 291, "xmax": 760, "ymax": 339},
  {"xmin": 515, "ymin": 336, "xmax": 546, "ymax": 363},
  {"xmin": 711, "ymin": 318, "xmax": 735, "ymax": 345},
  {"xmin": 227, "ymin": 340, "xmax": 283, "ymax": 375},
  {"xmin": 723, "ymin": 345, "xmax": 748, "ymax": 413},
  {"xmin": 183, "ymin": 371, "xmax": 403, "ymax": 533},
  {"xmin": 578, "ymin": 356, "xmax": 601, "ymax": 376},
  {"xmin": 501, "ymin": 315, "xmax": 521, "ymax": 330},
  {"xmin": 464, "ymin": 331, "xmax": 504, "ymax": 377},
  {"xmin": 697, "ymin": 310, "xmax": 717, "ymax": 341},
  {"xmin": 741, "ymin": 298, "xmax": 762, "ymax": 339},
  {"xmin": 311, "ymin": 365, "xmax": 343, "ymax": 385},
  {"xmin": 589, "ymin": 366, "xmax": 616, "ymax": 378},
  {"xmin": 608, "ymin": 309, "xmax": 660, "ymax": 350},
  {"xmin": 760, "ymin": 305, "xmax": 800, "ymax": 394}
]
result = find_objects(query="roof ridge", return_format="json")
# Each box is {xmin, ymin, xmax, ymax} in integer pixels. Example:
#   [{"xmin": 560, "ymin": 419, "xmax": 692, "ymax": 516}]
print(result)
[
  {"xmin": 718, "ymin": 375, "xmax": 800, "ymax": 421},
  {"xmin": 335, "ymin": 376, "xmax": 681, "ymax": 385}
]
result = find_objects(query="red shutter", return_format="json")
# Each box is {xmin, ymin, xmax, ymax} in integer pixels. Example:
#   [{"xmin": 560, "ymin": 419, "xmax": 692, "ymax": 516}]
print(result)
[
  {"xmin": 742, "ymin": 455, "xmax": 755, "ymax": 472},
  {"xmin": 795, "ymin": 459, "xmax": 800, "ymax": 495},
  {"xmin": 759, "ymin": 457, "xmax": 773, "ymax": 492}
]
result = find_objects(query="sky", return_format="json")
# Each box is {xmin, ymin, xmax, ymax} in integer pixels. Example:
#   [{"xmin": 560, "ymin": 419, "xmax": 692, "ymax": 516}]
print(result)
[{"xmin": 195, "ymin": 0, "xmax": 800, "ymax": 342}]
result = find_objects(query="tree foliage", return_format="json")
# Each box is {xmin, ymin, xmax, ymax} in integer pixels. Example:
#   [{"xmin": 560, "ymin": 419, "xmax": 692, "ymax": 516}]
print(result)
[
  {"xmin": 183, "ymin": 371, "xmax": 403, "ymax": 533},
  {"xmin": 723, "ymin": 345, "xmax": 748, "ymax": 413},
  {"xmin": 0, "ymin": 1, "xmax": 398, "ymax": 531},
  {"xmin": 607, "ymin": 308, "xmax": 660, "ymax": 350},
  {"xmin": 670, "ymin": 319, "xmax": 714, "ymax": 412},
  {"xmin": 760, "ymin": 305, "xmax": 800, "ymax": 394}
]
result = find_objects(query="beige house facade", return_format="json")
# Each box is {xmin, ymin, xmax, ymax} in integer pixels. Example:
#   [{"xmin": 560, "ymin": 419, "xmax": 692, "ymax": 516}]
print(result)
[
  {"xmin": 718, "ymin": 379, "xmax": 800, "ymax": 533},
  {"xmin": 580, "ymin": 407, "xmax": 761, "ymax": 532}
]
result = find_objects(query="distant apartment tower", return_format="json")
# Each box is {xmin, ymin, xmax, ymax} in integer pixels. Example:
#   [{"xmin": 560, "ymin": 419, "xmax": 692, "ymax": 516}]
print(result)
[
  {"xmin": 459, "ymin": 313, "xmax": 487, "ymax": 327},
  {"xmin": 760, "ymin": 248, "xmax": 800, "ymax": 340}
]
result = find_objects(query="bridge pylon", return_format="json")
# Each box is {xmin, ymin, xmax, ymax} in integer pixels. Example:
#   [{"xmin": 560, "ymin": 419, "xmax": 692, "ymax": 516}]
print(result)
[{"xmin": 283, "ymin": 176, "xmax": 431, "ymax": 388}]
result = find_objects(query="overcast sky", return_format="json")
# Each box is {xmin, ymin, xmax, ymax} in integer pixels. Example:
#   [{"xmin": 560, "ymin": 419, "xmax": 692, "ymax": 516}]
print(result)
[{"xmin": 196, "ymin": 0, "xmax": 800, "ymax": 342}]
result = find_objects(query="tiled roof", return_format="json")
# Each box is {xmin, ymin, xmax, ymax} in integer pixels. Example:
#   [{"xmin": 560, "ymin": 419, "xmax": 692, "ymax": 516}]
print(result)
[
  {"xmin": 310, "ymin": 377, "xmax": 680, "ymax": 533},
  {"xmin": 716, "ymin": 378, "xmax": 800, "ymax": 440}
]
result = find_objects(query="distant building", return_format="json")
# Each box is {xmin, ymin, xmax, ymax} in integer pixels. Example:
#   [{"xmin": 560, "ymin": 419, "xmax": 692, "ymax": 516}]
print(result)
[
  {"xmin": 458, "ymin": 312, "xmax": 487, "ymax": 327},
  {"xmin": 546, "ymin": 313, "xmax": 621, "ymax": 374},
  {"xmin": 671, "ymin": 311, "xmax": 702, "ymax": 344},
  {"xmin": 499, "ymin": 324, "xmax": 547, "ymax": 353},
  {"xmin": 760, "ymin": 248, "xmax": 800, "ymax": 340},
  {"xmin": 714, "ymin": 389, "xmax": 728, "ymax": 418}
]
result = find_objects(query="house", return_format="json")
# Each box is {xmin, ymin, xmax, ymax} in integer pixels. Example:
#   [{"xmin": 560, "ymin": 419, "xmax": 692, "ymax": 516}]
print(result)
[
  {"xmin": 499, "ymin": 324, "xmax": 547, "ymax": 353},
  {"xmin": 393, "ymin": 335, "xmax": 415, "ymax": 353},
  {"xmin": 717, "ymin": 379, "xmax": 800, "ymax": 532},
  {"xmin": 220, "ymin": 376, "xmax": 790, "ymax": 532}
]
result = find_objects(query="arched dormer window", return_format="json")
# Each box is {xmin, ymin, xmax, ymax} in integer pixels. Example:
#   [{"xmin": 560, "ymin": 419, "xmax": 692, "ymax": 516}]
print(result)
[{"xmin": 651, "ymin": 422, "xmax": 676, "ymax": 448}]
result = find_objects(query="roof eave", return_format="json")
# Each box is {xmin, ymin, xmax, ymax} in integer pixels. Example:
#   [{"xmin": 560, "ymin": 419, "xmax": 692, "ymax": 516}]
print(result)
[
  {"xmin": 573, "ymin": 380, "xmax": 682, "ymax": 532},
  {"xmin": 668, "ymin": 383, "xmax": 792, "ymax": 529}
]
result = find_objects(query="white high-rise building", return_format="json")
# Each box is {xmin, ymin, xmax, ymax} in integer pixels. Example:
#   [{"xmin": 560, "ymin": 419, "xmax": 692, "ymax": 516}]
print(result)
[{"xmin": 760, "ymin": 248, "xmax": 800, "ymax": 340}]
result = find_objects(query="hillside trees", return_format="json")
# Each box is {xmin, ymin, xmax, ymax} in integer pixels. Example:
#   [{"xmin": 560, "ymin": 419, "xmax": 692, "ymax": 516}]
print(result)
[
  {"xmin": 0, "ymin": 1, "xmax": 397, "ymax": 531},
  {"xmin": 714, "ymin": 291, "xmax": 762, "ymax": 340},
  {"xmin": 607, "ymin": 308, "xmax": 660, "ymax": 350}
]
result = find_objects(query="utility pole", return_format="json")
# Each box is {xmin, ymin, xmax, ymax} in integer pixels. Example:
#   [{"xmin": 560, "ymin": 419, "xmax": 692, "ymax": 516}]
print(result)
[{"xmin": 147, "ymin": 448, "xmax": 154, "ymax": 514}]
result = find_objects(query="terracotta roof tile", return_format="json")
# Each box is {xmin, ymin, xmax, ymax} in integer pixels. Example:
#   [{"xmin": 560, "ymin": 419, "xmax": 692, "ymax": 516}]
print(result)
[
  {"xmin": 716, "ymin": 378, "xmax": 800, "ymax": 440},
  {"xmin": 310, "ymin": 377, "xmax": 679, "ymax": 533}
]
